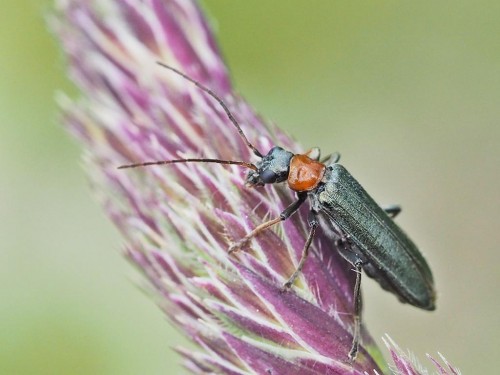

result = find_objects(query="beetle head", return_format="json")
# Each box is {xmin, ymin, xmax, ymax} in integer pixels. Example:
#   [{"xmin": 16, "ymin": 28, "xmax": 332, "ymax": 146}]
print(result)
[{"xmin": 246, "ymin": 146, "xmax": 294, "ymax": 187}]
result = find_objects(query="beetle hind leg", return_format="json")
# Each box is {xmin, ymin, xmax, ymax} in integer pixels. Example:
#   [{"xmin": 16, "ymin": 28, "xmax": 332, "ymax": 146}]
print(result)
[
  {"xmin": 336, "ymin": 238, "xmax": 364, "ymax": 362},
  {"xmin": 348, "ymin": 259, "xmax": 363, "ymax": 362},
  {"xmin": 228, "ymin": 216, "xmax": 283, "ymax": 254},
  {"xmin": 321, "ymin": 152, "xmax": 341, "ymax": 165},
  {"xmin": 383, "ymin": 204, "xmax": 401, "ymax": 218}
]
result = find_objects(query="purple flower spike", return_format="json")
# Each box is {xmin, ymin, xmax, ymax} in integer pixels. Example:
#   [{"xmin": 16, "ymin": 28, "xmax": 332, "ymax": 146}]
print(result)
[
  {"xmin": 383, "ymin": 336, "xmax": 461, "ymax": 375},
  {"xmin": 50, "ymin": 0, "xmax": 453, "ymax": 373}
]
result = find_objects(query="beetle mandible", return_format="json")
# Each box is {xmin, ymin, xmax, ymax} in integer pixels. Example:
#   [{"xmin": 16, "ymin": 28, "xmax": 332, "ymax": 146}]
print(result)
[{"xmin": 120, "ymin": 62, "xmax": 436, "ymax": 361}]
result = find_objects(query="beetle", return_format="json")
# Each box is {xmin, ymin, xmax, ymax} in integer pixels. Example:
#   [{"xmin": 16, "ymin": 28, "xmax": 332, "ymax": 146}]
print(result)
[{"xmin": 120, "ymin": 62, "xmax": 436, "ymax": 361}]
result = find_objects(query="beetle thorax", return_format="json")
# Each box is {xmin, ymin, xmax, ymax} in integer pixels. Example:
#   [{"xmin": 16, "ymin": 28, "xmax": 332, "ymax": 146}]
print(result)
[{"xmin": 287, "ymin": 154, "xmax": 326, "ymax": 192}]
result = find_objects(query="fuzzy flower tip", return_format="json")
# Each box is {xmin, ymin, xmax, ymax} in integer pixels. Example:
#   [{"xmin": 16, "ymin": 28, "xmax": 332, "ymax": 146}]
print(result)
[
  {"xmin": 52, "ymin": 1, "xmax": 457, "ymax": 374},
  {"xmin": 383, "ymin": 336, "xmax": 461, "ymax": 375}
]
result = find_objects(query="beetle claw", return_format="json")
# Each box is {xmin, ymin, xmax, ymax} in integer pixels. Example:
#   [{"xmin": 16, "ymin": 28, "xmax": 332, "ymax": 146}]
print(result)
[
  {"xmin": 227, "ymin": 238, "xmax": 250, "ymax": 254},
  {"xmin": 227, "ymin": 244, "xmax": 240, "ymax": 255},
  {"xmin": 279, "ymin": 281, "xmax": 293, "ymax": 293}
]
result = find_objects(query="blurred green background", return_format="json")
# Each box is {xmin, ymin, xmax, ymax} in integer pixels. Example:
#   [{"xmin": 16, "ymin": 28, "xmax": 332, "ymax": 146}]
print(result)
[{"xmin": 1, "ymin": 0, "xmax": 499, "ymax": 374}]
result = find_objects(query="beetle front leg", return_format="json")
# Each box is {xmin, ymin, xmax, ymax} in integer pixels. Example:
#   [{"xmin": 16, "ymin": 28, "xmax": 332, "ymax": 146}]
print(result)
[
  {"xmin": 228, "ymin": 192, "xmax": 307, "ymax": 254},
  {"xmin": 281, "ymin": 211, "xmax": 319, "ymax": 291},
  {"xmin": 321, "ymin": 152, "xmax": 341, "ymax": 165}
]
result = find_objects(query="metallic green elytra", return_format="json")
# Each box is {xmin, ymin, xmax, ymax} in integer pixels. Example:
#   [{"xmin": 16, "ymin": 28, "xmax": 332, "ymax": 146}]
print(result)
[{"xmin": 313, "ymin": 163, "xmax": 436, "ymax": 311}]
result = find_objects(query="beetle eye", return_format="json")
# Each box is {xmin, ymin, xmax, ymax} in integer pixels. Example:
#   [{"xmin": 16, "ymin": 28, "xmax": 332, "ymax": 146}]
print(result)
[{"xmin": 260, "ymin": 169, "xmax": 278, "ymax": 183}]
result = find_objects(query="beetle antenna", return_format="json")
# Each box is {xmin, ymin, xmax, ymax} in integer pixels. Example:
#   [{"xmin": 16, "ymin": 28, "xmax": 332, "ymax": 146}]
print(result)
[
  {"xmin": 157, "ymin": 62, "xmax": 263, "ymax": 158},
  {"xmin": 118, "ymin": 158, "xmax": 258, "ymax": 171}
]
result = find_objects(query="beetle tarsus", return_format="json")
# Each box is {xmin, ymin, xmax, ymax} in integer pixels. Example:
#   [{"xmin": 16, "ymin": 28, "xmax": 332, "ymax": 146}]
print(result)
[
  {"xmin": 229, "ymin": 195, "xmax": 308, "ymax": 255},
  {"xmin": 227, "ymin": 241, "xmax": 246, "ymax": 255},
  {"xmin": 227, "ymin": 216, "xmax": 283, "ymax": 255}
]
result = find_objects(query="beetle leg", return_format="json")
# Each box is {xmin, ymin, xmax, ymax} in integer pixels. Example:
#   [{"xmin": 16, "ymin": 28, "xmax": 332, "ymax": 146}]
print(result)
[
  {"xmin": 321, "ymin": 152, "xmax": 341, "ymax": 164},
  {"xmin": 305, "ymin": 147, "xmax": 321, "ymax": 161},
  {"xmin": 348, "ymin": 258, "xmax": 363, "ymax": 362},
  {"xmin": 281, "ymin": 212, "xmax": 319, "ymax": 291},
  {"xmin": 383, "ymin": 204, "xmax": 401, "ymax": 218},
  {"xmin": 228, "ymin": 192, "xmax": 307, "ymax": 254},
  {"xmin": 335, "ymin": 237, "xmax": 364, "ymax": 362},
  {"xmin": 335, "ymin": 235, "xmax": 350, "ymax": 248}
]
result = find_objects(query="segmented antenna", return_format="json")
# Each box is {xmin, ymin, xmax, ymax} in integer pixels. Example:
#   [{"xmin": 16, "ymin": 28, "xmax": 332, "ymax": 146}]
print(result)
[
  {"xmin": 118, "ymin": 158, "xmax": 257, "ymax": 171},
  {"xmin": 157, "ymin": 62, "xmax": 263, "ymax": 158}
]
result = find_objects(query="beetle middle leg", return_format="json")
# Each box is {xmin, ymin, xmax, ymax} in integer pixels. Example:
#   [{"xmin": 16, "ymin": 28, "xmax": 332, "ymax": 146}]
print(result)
[
  {"xmin": 228, "ymin": 192, "xmax": 307, "ymax": 254},
  {"xmin": 281, "ymin": 212, "xmax": 319, "ymax": 291}
]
